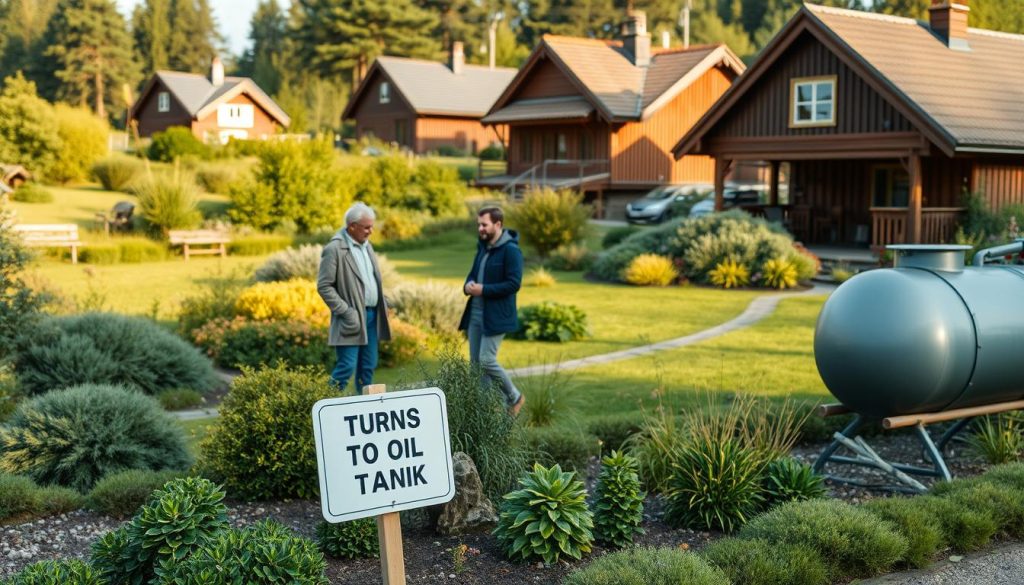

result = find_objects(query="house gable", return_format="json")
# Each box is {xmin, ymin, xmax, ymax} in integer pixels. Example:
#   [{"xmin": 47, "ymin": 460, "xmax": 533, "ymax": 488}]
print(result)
[
  {"xmin": 510, "ymin": 57, "xmax": 581, "ymax": 101},
  {"xmin": 133, "ymin": 77, "xmax": 193, "ymax": 137},
  {"xmin": 343, "ymin": 66, "xmax": 417, "ymax": 120},
  {"xmin": 192, "ymin": 91, "xmax": 283, "ymax": 141}
]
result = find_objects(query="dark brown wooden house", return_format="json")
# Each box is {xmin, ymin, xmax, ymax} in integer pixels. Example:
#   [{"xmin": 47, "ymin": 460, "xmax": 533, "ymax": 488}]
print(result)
[
  {"xmin": 478, "ymin": 11, "xmax": 745, "ymax": 215},
  {"xmin": 342, "ymin": 44, "xmax": 517, "ymax": 154},
  {"xmin": 129, "ymin": 57, "xmax": 290, "ymax": 143},
  {"xmin": 674, "ymin": 1, "xmax": 1024, "ymax": 250}
]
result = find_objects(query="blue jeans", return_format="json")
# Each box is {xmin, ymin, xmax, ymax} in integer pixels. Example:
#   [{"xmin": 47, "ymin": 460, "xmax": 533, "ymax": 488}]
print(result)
[
  {"xmin": 467, "ymin": 315, "xmax": 521, "ymax": 406},
  {"xmin": 331, "ymin": 308, "xmax": 378, "ymax": 394}
]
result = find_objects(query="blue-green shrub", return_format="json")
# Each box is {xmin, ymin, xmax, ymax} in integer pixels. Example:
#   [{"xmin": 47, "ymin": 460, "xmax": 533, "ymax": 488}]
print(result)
[
  {"xmin": 563, "ymin": 547, "xmax": 728, "ymax": 585},
  {"xmin": 701, "ymin": 538, "xmax": 828, "ymax": 585},
  {"xmin": 0, "ymin": 384, "xmax": 191, "ymax": 491}
]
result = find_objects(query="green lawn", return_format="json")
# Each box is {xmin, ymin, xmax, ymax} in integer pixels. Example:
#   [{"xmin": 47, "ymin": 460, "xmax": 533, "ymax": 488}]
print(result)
[{"xmin": 179, "ymin": 418, "xmax": 216, "ymax": 457}]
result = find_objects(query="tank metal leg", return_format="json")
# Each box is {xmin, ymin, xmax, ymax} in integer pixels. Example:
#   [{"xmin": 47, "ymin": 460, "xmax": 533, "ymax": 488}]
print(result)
[
  {"xmin": 915, "ymin": 423, "xmax": 952, "ymax": 482},
  {"xmin": 936, "ymin": 417, "xmax": 975, "ymax": 453},
  {"xmin": 812, "ymin": 414, "xmax": 864, "ymax": 475}
]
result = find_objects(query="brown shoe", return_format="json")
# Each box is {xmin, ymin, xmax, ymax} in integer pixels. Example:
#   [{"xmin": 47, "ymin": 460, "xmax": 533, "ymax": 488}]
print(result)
[{"xmin": 510, "ymin": 394, "xmax": 525, "ymax": 417}]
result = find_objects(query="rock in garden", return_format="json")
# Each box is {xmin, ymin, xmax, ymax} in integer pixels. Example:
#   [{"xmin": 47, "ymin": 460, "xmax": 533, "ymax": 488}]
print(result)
[{"xmin": 435, "ymin": 452, "xmax": 498, "ymax": 535}]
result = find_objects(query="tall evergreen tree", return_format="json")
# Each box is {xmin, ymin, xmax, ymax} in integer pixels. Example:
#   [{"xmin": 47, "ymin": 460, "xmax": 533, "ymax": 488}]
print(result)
[
  {"xmin": 293, "ymin": 0, "xmax": 440, "ymax": 84},
  {"xmin": 131, "ymin": 0, "xmax": 170, "ymax": 72},
  {"xmin": 521, "ymin": 0, "xmax": 619, "ymax": 45},
  {"xmin": 40, "ymin": 0, "xmax": 140, "ymax": 120},
  {"xmin": 167, "ymin": 0, "xmax": 222, "ymax": 72},
  {"xmin": 238, "ymin": 0, "xmax": 287, "ymax": 94},
  {"xmin": 0, "ymin": 0, "xmax": 59, "ymax": 81},
  {"xmin": 421, "ymin": 0, "xmax": 488, "ymax": 57}
]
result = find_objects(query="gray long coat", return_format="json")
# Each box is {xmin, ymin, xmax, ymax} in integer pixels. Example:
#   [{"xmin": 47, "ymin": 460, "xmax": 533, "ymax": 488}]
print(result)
[{"xmin": 316, "ymin": 233, "xmax": 391, "ymax": 346}]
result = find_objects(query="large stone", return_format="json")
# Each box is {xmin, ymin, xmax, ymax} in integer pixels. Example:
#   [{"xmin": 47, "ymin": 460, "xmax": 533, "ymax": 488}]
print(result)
[{"xmin": 436, "ymin": 452, "xmax": 498, "ymax": 535}]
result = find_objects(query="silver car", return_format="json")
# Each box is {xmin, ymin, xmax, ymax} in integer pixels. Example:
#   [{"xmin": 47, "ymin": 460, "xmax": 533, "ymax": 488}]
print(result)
[{"xmin": 625, "ymin": 184, "xmax": 713, "ymax": 224}]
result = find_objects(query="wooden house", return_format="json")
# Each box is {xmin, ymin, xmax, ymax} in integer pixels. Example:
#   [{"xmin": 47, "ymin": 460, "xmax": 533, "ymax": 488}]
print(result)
[
  {"xmin": 129, "ymin": 57, "xmax": 291, "ymax": 143},
  {"xmin": 674, "ymin": 1, "xmax": 1024, "ymax": 250},
  {"xmin": 478, "ymin": 11, "xmax": 745, "ymax": 216},
  {"xmin": 342, "ymin": 43, "xmax": 517, "ymax": 154}
]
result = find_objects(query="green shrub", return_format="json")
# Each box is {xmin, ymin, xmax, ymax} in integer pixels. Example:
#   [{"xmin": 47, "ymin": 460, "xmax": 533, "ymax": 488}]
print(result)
[
  {"xmin": 92, "ymin": 156, "xmax": 143, "ymax": 192},
  {"xmin": 761, "ymin": 457, "xmax": 826, "ymax": 506},
  {"xmin": 51, "ymin": 104, "xmax": 109, "ymax": 184},
  {"xmin": 966, "ymin": 415, "xmax": 1024, "ymax": 464},
  {"xmin": 227, "ymin": 232, "xmax": 292, "ymax": 256},
  {"xmin": 663, "ymin": 437, "xmax": 765, "ymax": 533},
  {"xmin": 147, "ymin": 127, "xmax": 210, "ymax": 162},
  {"xmin": 0, "ymin": 74, "xmax": 61, "ymax": 182},
  {"xmin": 739, "ymin": 499, "xmax": 908, "ymax": 579},
  {"xmin": 493, "ymin": 463, "xmax": 594, "ymax": 564},
  {"xmin": 356, "ymin": 155, "xmax": 411, "ymax": 209},
  {"xmin": 254, "ymin": 244, "xmax": 324, "ymax": 282},
  {"xmin": 91, "ymin": 477, "xmax": 228, "ymax": 584},
  {"xmin": 80, "ymin": 242, "xmax": 121, "ymax": 264},
  {"xmin": 157, "ymin": 388, "xmax": 203, "ymax": 410},
  {"xmin": 590, "ymin": 241, "xmax": 649, "ymax": 282},
  {"xmin": 934, "ymin": 479, "xmax": 1024, "ymax": 538},
  {"xmin": 425, "ymin": 348, "xmax": 528, "ymax": 500},
  {"xmin": 0, "ymin": 365, "xmax": 18, "ymax": 422},
  {"xmin": 380, "ymin": 319, "xmax": 427, "ymax": 367},
  {"xmin": 701, "ymin": 537, "xmax": 828, "ymax": 585},
  {"xmin": 387, "ymin": 280, "xmax": 463, "ymax": 334},
  {"xmin": 177, "ymin": 274, "xmax": 246, "ymax": 341},
  {"xmin": 513, "ymin": 301, "xmax": 588, "ymax": 342},
  {"xmin": 192, "ymin": 317, "xmax": 332, "ymax": 370},
  {"xmin": 602, "ymin": 225, "xmax": 642, "ymax": 249},
  {"xmin": 116, "ymin": 237, "xmax": 167, "ymax": 263},
  {"xmin": 229, "ymin": 138, "xmax": 353, "ymax": 232},
  {"xmin": 87, "ymin": 469, "xmax": 185, "ymax": 518},
  {"xmin": 913, "ymin": 494, "xmax": 997, "ymax": 553},
  {"xmin": 411, "ymin": 160, "xmax": 464, "ymax": 215},
  {"xmin": 524, "ymin": 426, "xmax": 600, "ymax": 472},
  {"xmin": 593, "ymin": 451, "xmax": 645, "ymax": 548},
  {"xmin": 863, "ymin": 497, "xmax": 944, "ymax": 568},
  {"xmin": 518, "ymin": 368, "xmax": 578, "ymax": 427},
  {"xmin": 982, "ymin": 461, "xmax": 1024, "ymax": 490},
  {"xmin": 507, "ymin": 189, "xmax": 591, "ymax": 257},
  {"xmin": 587, "ymin": 414, "xmax": 643, "ymax": 453},
  {"xmin": 36, "ymin": 484, "xmax": 84, "ymax": 516},
  {"xmin": 195, "ymin": 164, "xmax": 238, "ymax": 194},
  {"xmin": 375, "ymin": 210, "xmax": 424, "ymax": 242},
  {"xmin": 316, "ymin": 518, "xmax": 378, "ymax": 559},
  {"xmin": 3, "ymin": 559, "xmax": 103, "ymax": 585},
  {"xmin": 11, "ymin": 183, "xmax": 52, "ymax": 203},
  {"xmin": 546, "ymin": 243, "xmax": 595, "ymax": 272},
  {"xmin": 478, "ymin": 144, "xmax": 504, "ymax": 160},
  {"xmin": 200, "ymin": 365, "xmax": 335, "ymax": 500},
  {"xmin": 624, "ymin": 408, "xmax": 684, "ymax": 493},
  {"xmin": 15, "ymin": 313, "xmax": 217, "ymax": 396},
  {"xmin": 563, "ymin": 547, "xmax": 728, "ymax": 585},
  {"xmin": 0, "ymin": 471, "xmax": 41, "ymax": 522},
  {"xmin": 159, "ymin": 519, "xmax": 328, "ymax": 585},
  {"xmin": 134, "ymin": 167, "xmax": 202, "ymax": 235},
  {"xmin": 0, "ymin": 384, "xmax": 192, "ymax": 491}
]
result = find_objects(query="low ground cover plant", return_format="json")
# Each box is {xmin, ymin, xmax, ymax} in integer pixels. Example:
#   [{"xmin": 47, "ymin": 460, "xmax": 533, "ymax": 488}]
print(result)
[
  {"xmin": 863, "ymin": 496, "xmax": 944, "ymax": 568},
  {"xmin": 86, "ymin": 469, "xmax": 185, "ymax": 518},
  {"xmin": 563, "ymin": 547, "xmax": 728, "ymax": 585},
  {"xmin": 2, "ymin": 558, "xmax": 103, "ymax": 585},
  {"xmin": 701, "ymin": 537, "xmax": 829, "ymax": 585},
  {"xmin": 0, "ymin": 384, "xmax": 191, "ymax": 491},
  {"xmin": 493, "ymin": 463, "xmax": 594, "ymax": 564},
  {"xmin": 10, "ymin": 183, "xmax": 52, "ymax": 203},
  {"xmin": 14, "ymin": 312, "xmax": 217, "ymax": 396},
  {"xmin": 316, "ymin": 518, "xmax": 378, "ymax": 559},
  {"xmin": 0, "ymin": 472, "xmax": 83, "ymax": 524}
]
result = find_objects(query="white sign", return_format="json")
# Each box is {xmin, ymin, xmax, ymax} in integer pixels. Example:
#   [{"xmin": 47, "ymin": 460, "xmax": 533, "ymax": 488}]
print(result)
[{"xmin": 312, "ymin": 388, "xmax": 455, "ymax": 523}]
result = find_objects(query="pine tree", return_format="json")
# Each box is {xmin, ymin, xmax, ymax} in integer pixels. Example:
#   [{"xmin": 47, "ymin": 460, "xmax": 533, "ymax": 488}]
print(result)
[
  {"xmin": 421, "ymin": 0, "xmax": 488, "ymax": 60},
  {"xmin": 521, "ymin": 0, "xmax": 620, "ymax": 45},
  {"xmin": 238, "ymin": 0, "xmax": 287, "ymax": 94},
  {"xmin": 132, "ymin": 0, "xmax": 171, "ymax": 72},
  {"xmin": 0, "ymin": 0, "xmax": 59, "ymax": 81},
  {"xmin": 41, "ymin": 0, "xmax": 140, "ymax": 120},
  {"xmin": 166, "ymin": 0, "xmax": 222, "ymax": 72},
  {"xmin": 293, "ymin": 0, "xmax": 440, "ymax": 84}
]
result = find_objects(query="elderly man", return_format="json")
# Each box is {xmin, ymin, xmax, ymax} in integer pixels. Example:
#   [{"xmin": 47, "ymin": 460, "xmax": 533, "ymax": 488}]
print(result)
[{"xmin": 317, "ymin": 202, "xmax": 391, "ymax": 393}]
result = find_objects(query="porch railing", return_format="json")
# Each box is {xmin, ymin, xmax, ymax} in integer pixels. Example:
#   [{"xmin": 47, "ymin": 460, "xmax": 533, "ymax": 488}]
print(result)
[{"xmin": 870, "ymin": 207, "xmax": 965, "ymax": 250}]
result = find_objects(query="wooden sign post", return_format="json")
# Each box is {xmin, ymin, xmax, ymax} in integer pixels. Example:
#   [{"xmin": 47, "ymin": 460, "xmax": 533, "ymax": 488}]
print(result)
[{"xmin": 311, "ymin": 384, "xmax": 455, "ymax": 585}]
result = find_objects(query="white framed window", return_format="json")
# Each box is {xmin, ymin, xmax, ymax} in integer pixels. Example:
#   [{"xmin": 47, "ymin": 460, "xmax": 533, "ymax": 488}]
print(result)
[
  {"xmin": 216, "ymin": 103, "xmax": 254, "ymax": 129},
  {"xmin": 379, "ymin": 81, "xmax": 390, "ymax": 104},
  {"xmin": 157, "ymin": 91, "xmax": 170, "ymax": 113},
  {"xmin": 790, "ymin": 76, "xmax": 836, "ymax": 127}
]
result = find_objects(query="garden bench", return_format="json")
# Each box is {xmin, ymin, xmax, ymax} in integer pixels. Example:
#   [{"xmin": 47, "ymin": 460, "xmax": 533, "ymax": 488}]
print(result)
[
  {"xmin": 13, "ymin": 223, "xmax": 82, "ymax": 264},
  {"xmin": 168, "ymin": 229, "xmax": 230, "ymax": 260}
]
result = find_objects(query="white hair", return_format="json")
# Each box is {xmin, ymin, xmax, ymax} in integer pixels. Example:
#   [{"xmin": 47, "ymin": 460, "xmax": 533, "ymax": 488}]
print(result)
[{"xmin": 345, "ymin": 202, "xmax": 376, "ymax": 225}]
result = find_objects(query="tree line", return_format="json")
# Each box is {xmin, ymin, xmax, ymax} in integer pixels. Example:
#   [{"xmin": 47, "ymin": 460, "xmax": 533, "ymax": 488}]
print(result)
[{"xmin": 2, "ymin": 0, "xmax": 1023, "ymax": 132}]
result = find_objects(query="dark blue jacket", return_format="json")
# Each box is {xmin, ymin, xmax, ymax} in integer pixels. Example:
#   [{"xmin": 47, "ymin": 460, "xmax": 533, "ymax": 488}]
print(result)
[{"xmin": 458, "ymin": 230, "xmax": 523, "ymax": 336}]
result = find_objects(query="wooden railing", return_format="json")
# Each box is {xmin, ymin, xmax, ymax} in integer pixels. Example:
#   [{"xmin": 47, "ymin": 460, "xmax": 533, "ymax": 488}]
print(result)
[{"xmin": 870, "ymin": 207, "xmax": 965, "ymax": 250}]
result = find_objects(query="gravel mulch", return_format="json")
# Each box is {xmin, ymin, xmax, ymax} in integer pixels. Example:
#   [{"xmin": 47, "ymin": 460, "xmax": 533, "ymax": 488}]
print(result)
[{"xmin": 0, "ymin": 431, "xmax": 996, "ymax": 583}]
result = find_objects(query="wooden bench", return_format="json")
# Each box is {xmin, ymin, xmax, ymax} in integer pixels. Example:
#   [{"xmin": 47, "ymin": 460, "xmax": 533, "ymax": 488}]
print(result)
[
  {"xmin": 13, "ymin": 224, "xmax": 82, "ymax": 264},
  {"xmin": 168, "ymin": 229, "xmax": 230, "ymax": 260}
]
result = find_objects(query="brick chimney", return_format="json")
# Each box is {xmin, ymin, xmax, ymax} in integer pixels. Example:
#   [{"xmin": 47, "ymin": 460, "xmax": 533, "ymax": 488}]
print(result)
[
  {"xmin": 929, "ymin": 0, "xmax": 970, "ymax": 51},
  {"xmin": 621, "ymin": 11, "xmax": 651, "ymax": 67},
  {"xmin": 210, "ymin": 55, "xmax": 224, "ymax": 87},
  {"xmin": 449, "ymin": 41, "xmax": 465, "ymax": 75}
]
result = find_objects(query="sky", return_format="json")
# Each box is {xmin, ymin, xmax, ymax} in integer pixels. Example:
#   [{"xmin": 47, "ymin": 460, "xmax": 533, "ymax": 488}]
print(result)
[{"xmin": 116, "ymin": 0, "xmax": 265, "ymax": 58}]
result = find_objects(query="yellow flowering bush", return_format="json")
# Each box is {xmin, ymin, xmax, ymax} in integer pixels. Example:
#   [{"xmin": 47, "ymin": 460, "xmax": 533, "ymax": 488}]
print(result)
[
  {"xmin": 763, "ymin": 258, "xmax": 799, "ymax": 289},
  {"xmin": 709, "ymin": 260, "xmax": 750, "ymax": 289},
  {"xmin": 623, "ymin": 254, "xmax": 678, "ymax": 287},
  {"xmin": 524, "ymin": 267, "xmax": 557, "ymax": 288},
  {"xmin": 377, "ymin": 213, "xmax": 423, "ymax": 242},
  {"xmin": 380, "ymin": 318, "xmax": 428, "ymax": 367},
  {"xmin": 234, "ymin": 279, "xmax": 328, "ymax": 324}
]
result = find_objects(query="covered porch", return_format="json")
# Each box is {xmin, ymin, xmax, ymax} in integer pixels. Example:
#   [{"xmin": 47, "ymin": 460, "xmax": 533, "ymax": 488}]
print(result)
[{"xmin": 710, "ymin": 135, "xmax": 968, "ymax": 250}]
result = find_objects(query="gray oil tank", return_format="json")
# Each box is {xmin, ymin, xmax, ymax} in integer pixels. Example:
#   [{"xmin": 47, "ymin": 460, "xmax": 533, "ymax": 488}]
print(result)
[{"xmin": 814, "ymin": 244, "xmax": 1024, "ymax": 418}]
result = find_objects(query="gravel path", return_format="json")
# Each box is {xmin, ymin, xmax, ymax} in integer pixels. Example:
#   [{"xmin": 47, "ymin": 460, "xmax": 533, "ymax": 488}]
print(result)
[{"xmin": 861, "ymin": 543, "xmax": 1024, "ymax": 585}]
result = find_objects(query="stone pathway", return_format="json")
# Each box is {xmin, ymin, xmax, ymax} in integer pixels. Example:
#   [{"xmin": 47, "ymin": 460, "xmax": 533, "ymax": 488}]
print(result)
[
  {"xmin": 172, "ymin": 285, "xmax": 832, "ymax": 421},
  {"xmin": 860, "ymin": 543, "xmax": 1024, "ymax": 585}
]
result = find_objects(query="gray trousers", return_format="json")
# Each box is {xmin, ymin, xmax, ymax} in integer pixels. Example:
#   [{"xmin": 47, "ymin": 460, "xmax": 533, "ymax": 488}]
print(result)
[{"xmin": 467, "ymin": 315, "xmax": 521, "ymax": 406}]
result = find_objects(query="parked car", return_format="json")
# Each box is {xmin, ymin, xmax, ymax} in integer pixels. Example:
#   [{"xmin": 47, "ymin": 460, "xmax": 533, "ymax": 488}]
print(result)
[
  {"xmin": 688, "ymin": 199, "xmax": 715, "ymax": 218},
  {"xmin": 625, "ymin": 184, "xmax": 712, "ymax": 224}
]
